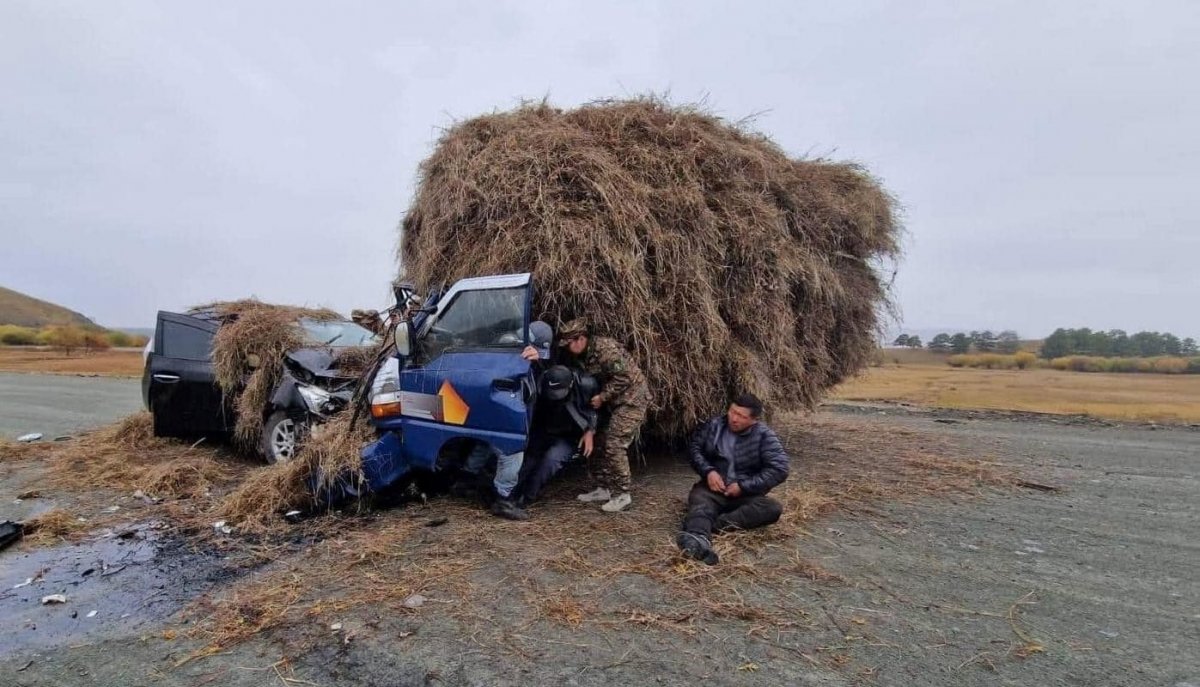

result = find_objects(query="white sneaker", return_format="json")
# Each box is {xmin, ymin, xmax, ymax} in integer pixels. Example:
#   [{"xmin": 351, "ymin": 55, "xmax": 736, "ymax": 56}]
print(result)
[
  {"xmin": 576, "ymin": 487, "xmax": 611, "ymax": 503},
  {"xmin": 600, "ymin": 492, "xmax": 632, "ymax": 512}
]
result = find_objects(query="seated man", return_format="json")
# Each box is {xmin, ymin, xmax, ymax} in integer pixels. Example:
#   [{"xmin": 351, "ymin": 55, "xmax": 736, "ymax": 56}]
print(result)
[
  {"xmin": 515, "ymin": 365, "xmax": 598, "ymax": 505},
  {"xmin": 676, "ymin": 393, "xmax": 790, "ymax": 565}
]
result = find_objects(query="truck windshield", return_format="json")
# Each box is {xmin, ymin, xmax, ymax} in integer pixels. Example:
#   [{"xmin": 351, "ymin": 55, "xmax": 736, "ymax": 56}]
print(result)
[{"xmin": 298, "ymin": 318, "xmax": 380, "ymax": 348}]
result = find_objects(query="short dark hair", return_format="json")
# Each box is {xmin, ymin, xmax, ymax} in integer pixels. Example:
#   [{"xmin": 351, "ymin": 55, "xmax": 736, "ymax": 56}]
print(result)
[{"xmin": 733, "ymin": 393, "xmax": 763, "ymax": 418}]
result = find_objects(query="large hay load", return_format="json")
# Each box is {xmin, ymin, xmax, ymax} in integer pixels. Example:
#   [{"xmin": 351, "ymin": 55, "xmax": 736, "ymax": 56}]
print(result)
[{"xmin": 401, "ymin": 99, "xmax": 900, "ymax": 440}]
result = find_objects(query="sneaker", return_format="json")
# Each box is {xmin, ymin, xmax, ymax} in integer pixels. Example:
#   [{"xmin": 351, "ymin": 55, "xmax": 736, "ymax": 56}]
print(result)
[
  {"xmin": 675, "ymin": 532, "xmax": 719, "ymax": 565},
  {"xmin": 490, "ymin": 498, "xmax": 530, "ymax": 521},
  {"xmin": 576, "ymin": 487, "xmax": 611, "ymax": 503},
  {"xmin": 600, "ymin": 492, "xmax": 632, "ymax": 512}
]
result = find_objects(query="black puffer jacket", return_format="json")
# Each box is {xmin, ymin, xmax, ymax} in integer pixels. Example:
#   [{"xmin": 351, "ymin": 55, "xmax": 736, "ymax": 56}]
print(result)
[{"xmin": 688, "ymin": 417, "xmax": 790, "ymax": 496}]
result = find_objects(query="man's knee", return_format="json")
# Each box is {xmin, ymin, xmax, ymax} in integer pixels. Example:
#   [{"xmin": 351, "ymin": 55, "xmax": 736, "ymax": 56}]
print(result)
[{"xmin": 759, "ymin": 497, "xmax": 783, "ymax": 525}]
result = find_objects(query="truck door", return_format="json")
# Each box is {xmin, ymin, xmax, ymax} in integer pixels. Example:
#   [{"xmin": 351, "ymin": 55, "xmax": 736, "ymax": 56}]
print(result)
[{"xmin": 395, "ymin": 274, "xmax": 534, "ymax": 472}]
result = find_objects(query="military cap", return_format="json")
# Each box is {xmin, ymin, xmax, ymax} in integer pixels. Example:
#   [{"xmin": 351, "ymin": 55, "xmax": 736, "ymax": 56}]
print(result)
[{"xmin": 557, "ymin": 318, "xmax": 589, "ymax": 343}]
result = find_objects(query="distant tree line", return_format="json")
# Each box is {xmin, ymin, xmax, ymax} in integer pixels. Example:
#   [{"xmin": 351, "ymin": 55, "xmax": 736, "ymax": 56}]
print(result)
[
  {"xmin": 918, "ymin": 330, "xmax": 1022, "ymax": 354},
  {"xmin": 1039, "ymin": 328, "xmax": 1197, "ymax": 359}
]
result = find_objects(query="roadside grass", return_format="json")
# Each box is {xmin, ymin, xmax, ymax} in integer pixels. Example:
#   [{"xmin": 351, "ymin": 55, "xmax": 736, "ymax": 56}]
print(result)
[
  {"xmin": 834, "ymin": 366, "xmax": 1200, "ymax": 423},
  {"xmin": 0, "ymin": 347, "xmax": 144, "ymax": 377}
]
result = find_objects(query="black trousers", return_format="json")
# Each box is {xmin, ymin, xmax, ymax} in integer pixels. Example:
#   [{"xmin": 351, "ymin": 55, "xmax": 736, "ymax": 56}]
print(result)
[{"xmin": 682, "ymin": 481, "xmax": 783, "ymax": 539}]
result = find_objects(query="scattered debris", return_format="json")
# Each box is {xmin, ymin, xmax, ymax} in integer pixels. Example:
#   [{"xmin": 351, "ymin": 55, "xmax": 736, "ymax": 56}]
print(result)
[
  {"xmin": 17, "ymin": 433, "xmax": 43, "ymax": 443},
  {"xmin": 13, "ymin": 578, "xmax": 34, "ymax": 589},
  {"xmin": 40, "ymin": 594, "xmax": 68, "ymax": 605},
  {"xmin": 212, "ymin": 520, "xmax": 233, "ymax": 535},
  {"xmin": 933, "ymin": 418, "xmax": 962, "ymax": 424},
  {"xmin": 132, "ymin": 489, "xmax": 161, "ymax": 505},
  {"xmin": 1099, "ymin": 629, "xmax": 1120, "ymax": 639},
  {"xmin": 1017, "ymin": 480, "xmax": 1061, "ymax": 493},
  {"xmin": 330, "ymin": 622, "xmax": 343, "ymax": 632},
  {"xmin": 284, "ymin": 510, "xmax": 303, "ymax": 524},
  {"xmin": 16, "ymin": 660, "xmax": 33, "ymax": 672},
  {"xmin": 86, "ymin": 610, "xmax": 98, "ymax": 618},
  {"xmin": 101, "ymin": 565, "xmax": 126, "ymax": 577},
  {"xmin": 0, "ymin": 520, "xmax": 24, "ymax": 551},
  {"xmin": 103, "ymin": 505, "xmax": 121, "ymax": 513},
  {"xmin": 424, "ymin": 517, "xmax": 449, "ymax": 528},
  {"xmin": 402, "ymin": 594, "xmax": 426, "ymax": 609},
  {"xmin": 16, "ymin": 489, "xmax": 41, "ymax": 500}
]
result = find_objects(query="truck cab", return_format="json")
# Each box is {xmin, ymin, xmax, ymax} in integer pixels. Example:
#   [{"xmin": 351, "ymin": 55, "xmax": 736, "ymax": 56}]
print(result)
[{"xmin": 360, "ymin": 273, "xmax": 549, "ymax": 492}]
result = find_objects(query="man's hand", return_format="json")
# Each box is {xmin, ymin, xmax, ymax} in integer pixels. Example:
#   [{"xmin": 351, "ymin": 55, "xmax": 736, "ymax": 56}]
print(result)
[
  {"xmin": 723, "ymin": 482, "xmax": 742, "ymax": 498},
  {"xmin": 706, "ymin": 471, "xmax": 726, "ymax": 494},
  {"xmin": 520, "ymin": 345, "xmax": 540, "ymax": 362},
  {"xmin": 590, "ymin": 394, "xmax": 603, "ymax": 409},
  {"xmin": 579, "ymin": 431, "xmax": 594, "ymax": 458}
]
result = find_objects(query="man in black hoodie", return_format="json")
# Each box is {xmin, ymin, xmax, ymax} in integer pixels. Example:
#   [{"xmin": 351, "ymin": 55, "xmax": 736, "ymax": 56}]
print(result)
[
  {"xmin": 677, "ymin": 393, "xmax": 790, "ymax": 565},
  {"xmin": 514, "ymin": 364, "xmax": 598, "ymax": 504}
]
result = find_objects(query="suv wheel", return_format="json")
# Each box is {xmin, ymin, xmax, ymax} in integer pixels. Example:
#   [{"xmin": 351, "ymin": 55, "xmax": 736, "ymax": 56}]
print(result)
[{"xmin": 261, "ymin": 411, "xmax": 307, "ymax": 464}]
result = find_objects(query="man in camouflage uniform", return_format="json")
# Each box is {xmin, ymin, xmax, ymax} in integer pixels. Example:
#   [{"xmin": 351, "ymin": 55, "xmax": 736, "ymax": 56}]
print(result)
[{"xmin": 524, "ymin": 318, "xmax": 649, "ymax": 512}]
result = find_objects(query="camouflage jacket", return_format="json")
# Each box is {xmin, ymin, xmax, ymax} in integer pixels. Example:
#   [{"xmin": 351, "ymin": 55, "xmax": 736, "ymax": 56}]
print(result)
[{"xmin": 571, "ymin": 336, "xmax": 648, "ymax": 407}]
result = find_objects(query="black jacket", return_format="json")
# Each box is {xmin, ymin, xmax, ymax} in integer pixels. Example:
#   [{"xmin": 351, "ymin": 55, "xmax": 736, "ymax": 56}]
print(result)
[
  {"xmin": 531, "ymin": 366, "xmax": 598, "ymax": 436},
  {"xmin": 688, "ymin": 417, "xmax": 790, "ymax": 496}
]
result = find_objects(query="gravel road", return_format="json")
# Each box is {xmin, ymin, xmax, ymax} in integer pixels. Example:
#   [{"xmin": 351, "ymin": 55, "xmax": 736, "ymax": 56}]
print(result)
[
  {"xmin": 1, "ymin": 404, "xmax": 1197, "ymax": 686},
  {"xmin": 0, "ymin": 372, "xmax": 142, "ymax": 439}
]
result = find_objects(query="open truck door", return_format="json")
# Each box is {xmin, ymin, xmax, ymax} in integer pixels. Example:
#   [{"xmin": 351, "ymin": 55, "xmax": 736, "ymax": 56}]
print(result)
[{"xmin": 362, "ymin": 273, "xmax": 536, "ymax": 492}]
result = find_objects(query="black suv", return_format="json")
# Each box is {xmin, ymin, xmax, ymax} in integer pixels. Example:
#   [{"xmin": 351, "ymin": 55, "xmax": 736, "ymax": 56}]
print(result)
[{"xmin": 142, "ymin": 310, "xmax": 378, "ymax": 462}]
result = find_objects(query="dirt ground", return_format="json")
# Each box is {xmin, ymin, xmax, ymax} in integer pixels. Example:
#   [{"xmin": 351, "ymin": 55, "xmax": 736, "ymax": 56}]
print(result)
[
  {"xmin": 0, "ymin": 348, "xmax": 144, "ymax": 378},
  {"xmin": 0, "ymin": 406, "xmax": 1197, "ymax": 686},
  {"xmin": 833, "ymin": 364, "xmax": 1200, "ymax": 423}
]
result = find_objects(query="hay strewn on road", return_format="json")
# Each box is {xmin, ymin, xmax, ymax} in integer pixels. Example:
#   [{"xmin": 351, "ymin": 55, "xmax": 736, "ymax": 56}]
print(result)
[{"xmin": 401, "ymin": 98, "xmax": 901, "ymax": 440}]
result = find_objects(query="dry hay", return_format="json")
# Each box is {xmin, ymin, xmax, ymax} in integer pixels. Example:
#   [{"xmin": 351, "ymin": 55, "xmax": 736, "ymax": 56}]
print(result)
[
  {"xmin": 187, "ymin": 412, "xmax": 1016, "ymax": 655},
  {"xmin": 46, "ymin": 412, "xmax": 244, "ymax": 501},
  {"xmin": 400, "ymin": 98, "xmax": 901, "ymax": 440},
  {"xmin": 216, "ymin": 412, "xmax": 374, "ymax": 532},
  {"xmin": 193, "ymin": 299, "xmax": 342, "ymax": 450},
  {"xmin": 22, "ymin": 507, "xmax": 86, "ymax": 544}
]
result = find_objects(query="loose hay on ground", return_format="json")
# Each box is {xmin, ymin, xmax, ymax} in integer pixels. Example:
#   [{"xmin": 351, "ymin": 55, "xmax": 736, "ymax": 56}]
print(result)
[
  {"xmin": 189, "ymin": 412, "xmax": 1017, "ymax": 655},
  {"xmin": 45, "ymin": 412, "xmax": 245, "ymax": 501},
  {"xmin": 216, "ymin": 412, "xmax": 374, "ymax": 532},
  {"xmin": 22, "ymin": 507, "xmax": 86, "ymax": 544}
]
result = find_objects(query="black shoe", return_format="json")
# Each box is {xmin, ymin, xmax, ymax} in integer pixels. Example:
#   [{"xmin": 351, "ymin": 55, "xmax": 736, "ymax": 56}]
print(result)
[
  {"xmin": 490, "ymin": 498, "xmax": 530, "ymax": 521},
  {"xmin": 449, "ymin": 479, "xmax": 479, "ymax": 499},
  {"xmin": 676, "ymin": 532, "xmax": 719, "ymax": 565}
]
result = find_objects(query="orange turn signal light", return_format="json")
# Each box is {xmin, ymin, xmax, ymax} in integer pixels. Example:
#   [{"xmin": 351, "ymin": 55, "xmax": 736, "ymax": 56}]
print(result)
[{"xmin": 371, "ymin": 401, "xmax": 402, "ymax": 419}]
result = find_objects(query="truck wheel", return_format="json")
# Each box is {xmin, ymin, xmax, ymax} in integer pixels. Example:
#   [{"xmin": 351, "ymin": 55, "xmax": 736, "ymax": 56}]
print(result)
[{"xmin": 261, "ymin": 411, "xmax": 307, "ymax": 464}]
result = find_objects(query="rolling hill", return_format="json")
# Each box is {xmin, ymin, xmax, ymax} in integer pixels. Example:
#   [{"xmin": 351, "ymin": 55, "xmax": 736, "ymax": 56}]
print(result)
[{"xmin": 0, "ymin": 286, "xmax": 99, "ymax": 329}]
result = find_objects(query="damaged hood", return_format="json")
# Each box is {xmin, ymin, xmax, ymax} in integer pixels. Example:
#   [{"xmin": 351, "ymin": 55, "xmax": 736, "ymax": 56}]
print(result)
[{"xmin": 285, "ymin": 348, "xmax": 355, "ymax": 381}]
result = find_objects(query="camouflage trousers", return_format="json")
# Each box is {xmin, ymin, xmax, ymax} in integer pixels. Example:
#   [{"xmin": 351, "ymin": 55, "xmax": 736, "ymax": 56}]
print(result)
[{"xmin": 591, "ymin": 386, "xmax": 650, "ymax": 494}]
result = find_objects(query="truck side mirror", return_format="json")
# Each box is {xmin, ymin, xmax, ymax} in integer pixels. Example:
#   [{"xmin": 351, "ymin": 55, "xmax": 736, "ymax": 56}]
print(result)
[{"xmin": 394, "ymin": 321, "xmax": 414, "ymax": 357}]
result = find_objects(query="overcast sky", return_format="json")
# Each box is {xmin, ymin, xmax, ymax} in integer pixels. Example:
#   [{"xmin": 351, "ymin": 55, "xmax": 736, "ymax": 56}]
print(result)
[{"xmin": 2, "ymin": 1, "xmax": 1196, "ymax": 338}]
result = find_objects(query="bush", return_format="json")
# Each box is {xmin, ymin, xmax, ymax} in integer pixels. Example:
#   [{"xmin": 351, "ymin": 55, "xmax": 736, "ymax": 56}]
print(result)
[
  {"xmin": 947, "ymin": 354, "xmax": 974, "ymax": 368},
  {"xmin": 106, "ymin": 331, "xmax": 133, "ymax": 348},
  {"xmin": 0, "ymin": 325, "xmax": 39, "ymax": 346},
  {"xmin": 1151, "ymin": 357, "xmax": 1188, "ymax": 374},
  {"xmin": 1188, "ymin": 358, "xmax": 1200, "ymax": 374},
  {"xmin": 1014, "ymin": 351, "xmax": 1037, "ymax": 369},
  {"xmin": 82, "ymin": 332, "xmax": 111, "ymax": 354},
  {"xmin": 41, "ymin": 325, "xmax": 86, "ymax": 355}
]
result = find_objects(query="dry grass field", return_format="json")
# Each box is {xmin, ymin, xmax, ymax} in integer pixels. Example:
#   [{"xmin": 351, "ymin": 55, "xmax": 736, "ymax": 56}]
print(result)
[
  {"xmin": 834, "ymin": 362, "xmax": 1200, "ymax": 423},
  {"xmin": 0, "ymin": 347, "xmax": 143, "ymax": 377}
]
